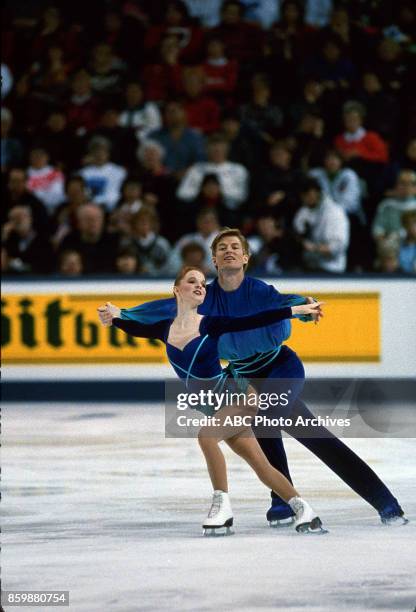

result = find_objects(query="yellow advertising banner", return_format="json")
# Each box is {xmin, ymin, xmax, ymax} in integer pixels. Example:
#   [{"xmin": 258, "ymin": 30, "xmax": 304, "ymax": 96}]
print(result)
[{"xmin": 1, "ymin": 292, "xmax": 380, "ymax": 364}]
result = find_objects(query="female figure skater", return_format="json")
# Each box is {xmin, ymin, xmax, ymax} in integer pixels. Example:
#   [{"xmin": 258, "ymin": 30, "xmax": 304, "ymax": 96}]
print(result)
[{"xmin": 98, "ymin": 266, "xmax": 326, "ymax": 535}]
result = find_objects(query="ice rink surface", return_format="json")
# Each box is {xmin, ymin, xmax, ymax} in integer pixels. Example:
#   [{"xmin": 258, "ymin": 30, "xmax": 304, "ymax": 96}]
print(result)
[{"xmin": 2, "ymin": 403, "xmax": 415, "ymax": 612}]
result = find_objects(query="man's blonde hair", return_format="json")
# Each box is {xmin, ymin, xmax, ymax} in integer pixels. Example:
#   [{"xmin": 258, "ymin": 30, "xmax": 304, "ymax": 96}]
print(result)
[{"xmin": 210, "ymin": 228, "xmax": 250, "ymax": 269}]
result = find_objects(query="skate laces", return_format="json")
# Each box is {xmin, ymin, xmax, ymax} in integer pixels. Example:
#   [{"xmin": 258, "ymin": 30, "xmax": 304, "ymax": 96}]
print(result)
[{"xmin": 208, "ymin": 492, "xmax": 222, "ymax": 518}]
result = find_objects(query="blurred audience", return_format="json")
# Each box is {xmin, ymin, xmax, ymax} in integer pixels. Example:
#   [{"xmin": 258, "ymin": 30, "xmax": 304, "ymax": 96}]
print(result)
[
  {"xmin": 293, "ymin": 177, "xmax": 350, "ymax": 273},
  {"xmin": 1, "ymin": 0, "xmax": 415, "ymax": 276}
]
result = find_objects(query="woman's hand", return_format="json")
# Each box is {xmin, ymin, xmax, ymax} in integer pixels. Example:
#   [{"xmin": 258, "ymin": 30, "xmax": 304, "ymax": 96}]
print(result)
[
  {"xmin": 97, "ymin": 302, "xmax": 121, "ymax": 327},
  {"xmin": 291, "ymin": 301, "xmax": 324, "ymax": 323}
]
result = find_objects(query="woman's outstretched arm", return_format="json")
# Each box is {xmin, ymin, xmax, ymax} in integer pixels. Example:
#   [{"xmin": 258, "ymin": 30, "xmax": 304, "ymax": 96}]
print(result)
[{"xmin": 204, "ymin": 303, "xmax": 324, "ymax": 337}]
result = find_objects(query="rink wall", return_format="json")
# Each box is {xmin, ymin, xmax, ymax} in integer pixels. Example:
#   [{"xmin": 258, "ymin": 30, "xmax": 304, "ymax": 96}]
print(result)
[{"xmin": 2, "ymin": 277, "xmax": 415, "ymax": 401}]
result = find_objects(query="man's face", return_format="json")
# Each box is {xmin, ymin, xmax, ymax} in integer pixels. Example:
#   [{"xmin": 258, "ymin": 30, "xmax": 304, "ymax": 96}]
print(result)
[
  {"xmin": 324, "ymin": 153, "xmax": 342, "ymax": 173},
  {"xmin": 212, "ymin": 235, "xmax": 248, "ymax": 271},
  {"xmin": 30, "ymin": 149, "xmax": 48, "ymax": 169},
  {"xmin": 165, "ymin": 103, "xmax": 185, "ymax": 128},
  {"xmin": 91, "ymin": 145, "xmax": 109, "ymax": 165},
  {"xmin": 8, "ymin": 206, "xmax": 33, "ymax": 235},
  {"xmin": 78, "ymin": 206, "xmax": 104, "ymax": 238},
  {"xmin": 302, "ymin": 188, "xmax": 321, "ymax": 208},
  {"xmin": 126, "ymin": 83, "xmax": 143, "ymax": 107},
  {"xmin": 197, "ymin": 212, "xmax": 218, "ymax": 236},
  {"xmin": 207, "ymin": 142, "xmax": 228, "ymax": 164},
  {"xmin": 344, "ymin": 110, "xmax": 362, "ymax": 133},
  {"xmin": 8, "ymin": 170, "xmax": 26, "ymax": 195},
  {"xmin": 396, "ymin": 172, "xmax": 416, "ymax": 199}
]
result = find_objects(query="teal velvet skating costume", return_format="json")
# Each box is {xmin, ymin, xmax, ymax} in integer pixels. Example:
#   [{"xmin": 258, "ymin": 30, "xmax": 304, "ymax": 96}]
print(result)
[{"xmin": 113, "ymin": 305, "xmax": 294, "ymax": 396}]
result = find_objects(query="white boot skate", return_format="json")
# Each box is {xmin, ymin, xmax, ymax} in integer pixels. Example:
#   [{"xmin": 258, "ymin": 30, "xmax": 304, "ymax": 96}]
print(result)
[
  {"xmin": 288, "ymin": 497, "xmax": 328, "ymax": 534},
  {"xmin": 203, "ymin": 490, "xmax": 234, "ymax": 536}
]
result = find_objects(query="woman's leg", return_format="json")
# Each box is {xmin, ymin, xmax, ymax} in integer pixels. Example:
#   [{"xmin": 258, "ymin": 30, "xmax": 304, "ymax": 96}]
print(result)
[
  {"xmin": 198, "ymin": 435, "xmax": 228, "ymax": 492},
  {"xmin": 198, "ymin": 388, "xmax": 258, "ymax": 492},
  {"xmin": 226, "ymin": 432, "xmax": 299, "ymax": 502}
]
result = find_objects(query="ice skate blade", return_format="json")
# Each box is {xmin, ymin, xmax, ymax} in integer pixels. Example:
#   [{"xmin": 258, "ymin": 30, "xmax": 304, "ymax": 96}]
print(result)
[
  {"xmin": 296, "ymin": 517, "xmax": 328, "ymax": 535},
  {"xmin": 269, "ymin": 517, "xmax": 295, "ymax": 528},
  {"xmin": 381, "ymin": 516, "xmax": 409, "ymax": 526},
  {"xmin": 203, "ymin": 526, "xmax": 234, "ymax": 537}
]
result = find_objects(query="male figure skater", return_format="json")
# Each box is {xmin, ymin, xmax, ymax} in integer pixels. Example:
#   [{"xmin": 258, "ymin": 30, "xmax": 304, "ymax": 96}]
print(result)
[{"xmin": 101, "ymin": 228, "xmax": 407, "ymax": 525}]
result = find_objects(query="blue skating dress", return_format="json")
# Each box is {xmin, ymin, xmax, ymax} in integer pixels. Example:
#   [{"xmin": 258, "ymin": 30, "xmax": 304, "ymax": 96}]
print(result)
[{"xmin": 113, "ymin": 307, "xmax": 293, "ymax": 396}]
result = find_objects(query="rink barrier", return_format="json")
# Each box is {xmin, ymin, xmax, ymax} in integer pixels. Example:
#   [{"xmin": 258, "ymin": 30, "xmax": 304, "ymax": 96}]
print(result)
[{"xmin": 2, "ymin": 277, "xmax": 415, "ymax": 380}]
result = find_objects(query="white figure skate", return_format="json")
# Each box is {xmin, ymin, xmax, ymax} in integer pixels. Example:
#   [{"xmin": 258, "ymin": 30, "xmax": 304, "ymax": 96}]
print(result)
[
  {"xmin": 288, "ymin": 497, "xmax": 328, "ymax": 534},
  {"xmin": 203, "ymin": 490, "xmax": 234, "ymax": 536}
]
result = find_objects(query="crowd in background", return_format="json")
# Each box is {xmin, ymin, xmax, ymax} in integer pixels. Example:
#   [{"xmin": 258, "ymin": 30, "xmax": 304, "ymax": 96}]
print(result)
[{"xmin": 2, "ymin": 0, "xmax": 416, "ymax": 276}]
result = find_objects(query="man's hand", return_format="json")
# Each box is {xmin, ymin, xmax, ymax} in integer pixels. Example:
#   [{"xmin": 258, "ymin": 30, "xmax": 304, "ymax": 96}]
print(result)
[
  {"xmin": 97, "ymin": 302, "xmax": 121, "ymax": 327},
  {"xmin": 306, "ymin": 296, "xmax": 324, "ymax": 325}
]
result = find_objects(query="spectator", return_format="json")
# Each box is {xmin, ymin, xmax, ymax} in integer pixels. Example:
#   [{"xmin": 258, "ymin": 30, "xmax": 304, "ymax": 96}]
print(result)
[
  {"xmin": 118, "ymin": 81, "xmax": 162, "ymax": 142},
  {"xmin": 52, "ymin": 175, "xmax": 90, "ymax": 247},
  {"xmin": 210, "ymin": 0, "xmax": 264, "ymax": 62},
  {"xmin": 169, "ymin": 208, "xmax": 221, "ymax": 274},
  {"xmin": 26, "ymin": 147, "xmax": 65, "ymax": 213},
  {"xmin": 268, "ymin": 1, "xmax": 313, "ymax": 97},
  {"xmin": 144, "ymin": 0, "xmax": 204, "ymax": 63},
  {"xmin": 249, "ymin": 212, "xmax": 300, "ymax": 274},
  {"xmin": 334, "ymin": 100, "xmax": 389, "ymax": 199},
  {"xmin": 91, "ymin": 107, "xmax": 137, "ymax": 168},
  {"xmin": 375, "ymin": 242, "xmax": 400, "ymax": 273},
  {"xmin": 59, "ymin": 203, "xmax": 120, "ymax": 274},
  {"xmin": 79, "ymin": 137, "xmax": 127, "ymax": 211},
  {"xmin": 334, "ymin": 100, "xmax": 389, "ymax": 165},
  {"xmin": 33, "ymin": 109, "xmax": 79, "ymax": 172},
  {"xmin": 2, "ymin": 205, "xmax": 53, "ymax": 273},
  {"xmin": 201, "ymin": 36, "xmax": 238, "ymax": 103},
  {"xmin": 178, "ymin": 241, "xmax": 209, "ymax": 272},
  {"xmin": 356, "ymin": 71, "xmax": 400, "ymax": 145},
  {"xmin": 1, "ymin": 108, "xmax": 23, "ymax": 172},
  {"xmin": 66, "ymin": 70, "xmax": 99, "ymax": 136},
  {"xmin": 129, "ymin": 207, "xmax": 171, "ymax": 276},
  {"xmin": 115, "ymin": 245, "xmax": 142, "ymax": 275},
  {"xmin": 309, "ymin": 148, "xmax": 362, "ymax": 216},
  {"xmin": 136, "ymin": 140, "xmax": 178, "ymax": 240},
  {"xmin": 182, "ymin": 68, "xmax": 221, "ymax": 134},
  {"xmin": 149, "ymin": 100, "xmax": 206, "ymax": 176},
  {"xmin": 310, "ymin": 148, "xmax": 367, "ymax": 269},
  {"xmin": 109, "ymin": 178, "xmax": 144, "ymax": 237},
  {"xmin": 371, "ymin": 38, "xmax": 409, "ymax": 95},
  {"xmin": 58, "ymin": 249, "xmax": 84, "ymax": 276},
  {"xmin": 290, "ymin": 77, "xmax": 328, "ymax": 130},
  {"xmin": 399, "ymin": 211, "xmax": 416, "ymax": 274},
  {"xmin": 30, "ymin": 44, "xmax": 72, "ymax": 103},
  {"xmin": 88, "ymin": 43, "xmax": 126, "ymax": 100},
  {"xmin": 185, "ymin": 174, "xmax": 228, "ymax": 226},
  {"xmin": 253, "ymin": 140, "xmax": 303, "ymax": 222},
  {"xmin": 372, "ymin": 170, "xmax": 416, "ymax": 246},
  {"xmin": 142, "ymin": 35, "xmax": 183, "ymax": 103},
  {"xmin": 221, "ymin": 110, "xmax": 261, "ymax": 173},
  {"xmin": 3, "ymin": 168, "xmax": 49, "ymax": 231},
  {"xmin": 293, "ymin": 177, "xmax": 350, "ymax": 273},
  {"xmin": 177, "ymin": 132, "xmax": 248, "ymax": 215},
  {"xmin": 240, "ymin": 74, "xmax": 284, "ymax": 144},
  {"xmin": 290, "ymin": 111, "xmax": 327, "ymax": 170},
  {"xmin": 305, "ymin": 36, "xmax": 355, "ymax": 93}
]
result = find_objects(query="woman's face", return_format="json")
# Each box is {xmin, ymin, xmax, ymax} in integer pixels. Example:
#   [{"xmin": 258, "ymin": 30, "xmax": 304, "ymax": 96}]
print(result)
[{"xmin": 174, "ymin": 270, "xmax": 206, "ymax": 306}]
